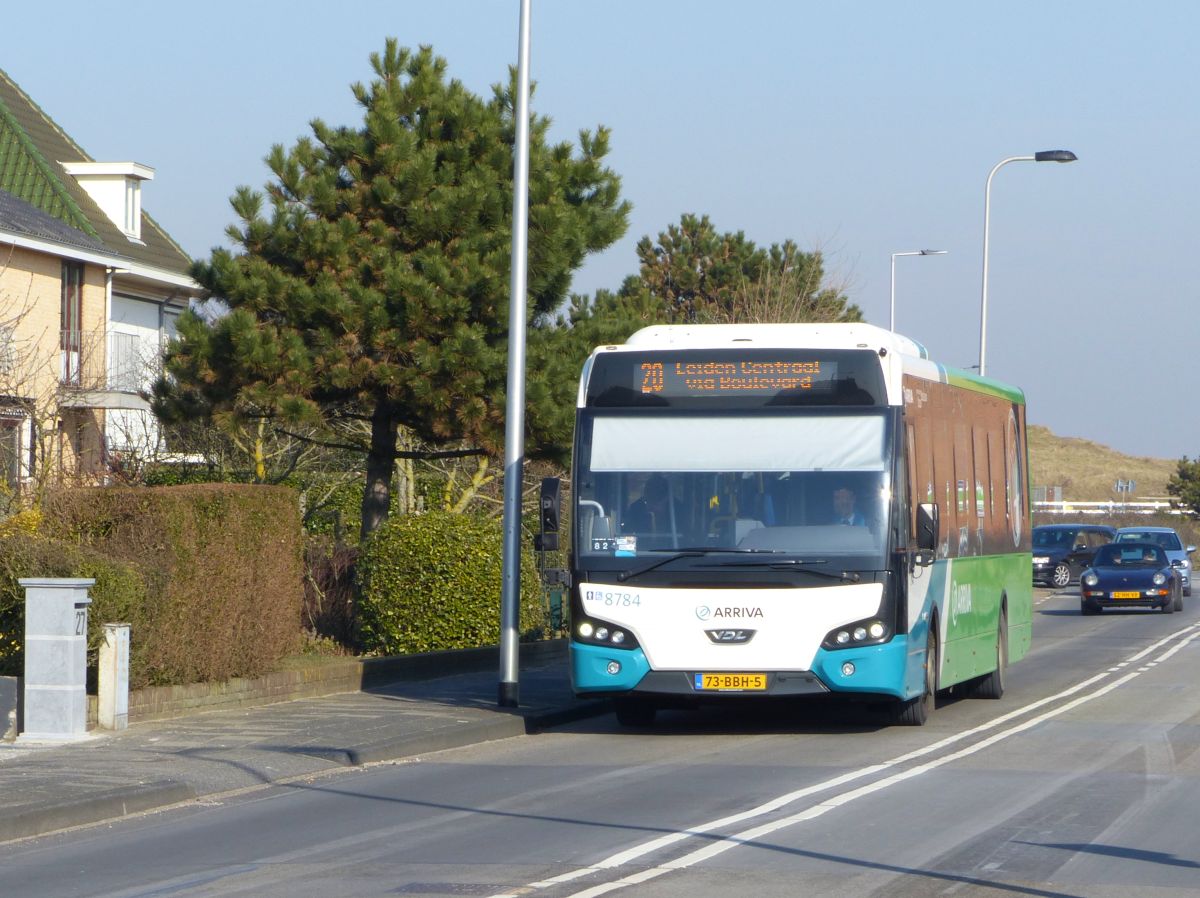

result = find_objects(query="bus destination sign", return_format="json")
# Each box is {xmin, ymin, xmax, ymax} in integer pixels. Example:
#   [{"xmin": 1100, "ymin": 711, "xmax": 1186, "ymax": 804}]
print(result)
[{"xmin": 638, "ymin": 359, "xmax": 829, "ymax": 397}]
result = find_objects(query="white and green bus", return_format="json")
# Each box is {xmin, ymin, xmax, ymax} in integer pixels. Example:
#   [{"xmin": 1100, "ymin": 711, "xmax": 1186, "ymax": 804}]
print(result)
[{"xmin": 562, "ymin": 323, "xmax": 1031, "ymax": 725}]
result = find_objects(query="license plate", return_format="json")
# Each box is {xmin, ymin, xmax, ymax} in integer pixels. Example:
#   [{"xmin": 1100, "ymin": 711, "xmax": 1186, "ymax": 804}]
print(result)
[
  {"xmin": 1111, "ymin": 591, "xmax": 1141, "ymax": 599},
  {"xmin": 695, "ymin": 673, "xmax": 768, "ymax": 691}
]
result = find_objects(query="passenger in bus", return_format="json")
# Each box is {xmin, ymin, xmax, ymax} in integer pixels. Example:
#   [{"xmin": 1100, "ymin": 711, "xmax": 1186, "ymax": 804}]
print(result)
[
  {"xmin": 832, "ymin": 487, "xmax": 866, "ymax": 526},
  {"xmin": 623, "ymin": 475, "xmax": 676, "ymax": 533}
]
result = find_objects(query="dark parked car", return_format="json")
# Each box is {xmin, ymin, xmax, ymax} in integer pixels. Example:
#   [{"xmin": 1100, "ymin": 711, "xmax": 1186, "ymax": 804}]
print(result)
[
  {"xmin": 1114, "ymin": 526, "xmax": 1195, "ymax": 596},
  {"xmin": 1079, "ymin": 542, "xmax": 1183, "ymax": 614},
  {"xmin": 1032, "ymin": 524, "xmax": 1117, "ymax": 589}
]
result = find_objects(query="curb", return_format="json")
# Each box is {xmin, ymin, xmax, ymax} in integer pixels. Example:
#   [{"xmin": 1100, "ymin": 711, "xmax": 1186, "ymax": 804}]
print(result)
[{"xmin": 0, "ymin": 780, "xmax": 196, "ymax": 844}]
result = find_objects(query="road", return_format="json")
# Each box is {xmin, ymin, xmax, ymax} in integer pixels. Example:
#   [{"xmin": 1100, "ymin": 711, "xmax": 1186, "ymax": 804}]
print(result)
[{"xmin": 2, "ymin": 586, "xmax": 1198, "ymax": 897}]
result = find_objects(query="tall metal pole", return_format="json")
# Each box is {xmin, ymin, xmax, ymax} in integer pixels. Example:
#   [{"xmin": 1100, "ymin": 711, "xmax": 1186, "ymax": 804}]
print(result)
[
  {"xmin": 890, "ymin": 250, "xmax": 946, "ymax": 333},
  {"xmin": 979, "ymin": 150, "xmax": 1080, "ymax": 376},
  {"xmin": 979, "ymin": 156, "xmax": 1032, "ymax": 377},
  {"xmin": 498, "ymin": 0, "xmax": 532, "ymax": 708},
  {"xmin": 889, "ymin": 253, "xmax": 897, "ymax": 333}
]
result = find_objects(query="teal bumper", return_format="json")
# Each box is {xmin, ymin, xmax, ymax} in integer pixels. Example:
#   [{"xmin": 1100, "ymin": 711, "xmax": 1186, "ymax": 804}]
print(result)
[
  {"xmin": 570, "ymin": 641, "xmax": 651, "ymax": 693},
  {"xmin": 811, "ymin": 634, "xmax": 915, "ymax": 700}
]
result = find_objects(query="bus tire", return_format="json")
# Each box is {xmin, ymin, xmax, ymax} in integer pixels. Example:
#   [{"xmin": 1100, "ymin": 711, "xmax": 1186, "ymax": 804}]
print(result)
[
  {"xmin": 895, "ymin": 627, "xmax": 936, "ymax": 726},
  {"xmin": 615, "ymin": 698, "xmax": 657, "ymax": 727},
  {"xmin": 972, "ymin": 613, "xmax": 1007, "ymax": 700}
]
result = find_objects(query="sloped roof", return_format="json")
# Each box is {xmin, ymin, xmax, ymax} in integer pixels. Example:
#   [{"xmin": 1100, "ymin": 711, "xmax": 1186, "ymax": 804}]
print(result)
[
  {"xmin": 0, "ymin": 188, "xmax": 110, "ymax": 254},
  {"xmin": 0, "ymin": 67, "xmax": 193, "ymax": 276}
]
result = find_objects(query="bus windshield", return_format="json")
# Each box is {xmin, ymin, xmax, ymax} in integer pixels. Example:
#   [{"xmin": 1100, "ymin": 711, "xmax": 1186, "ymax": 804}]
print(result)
[{"xmin": 575, "ymin": 410, "xmax": 892, "ymax": 567}]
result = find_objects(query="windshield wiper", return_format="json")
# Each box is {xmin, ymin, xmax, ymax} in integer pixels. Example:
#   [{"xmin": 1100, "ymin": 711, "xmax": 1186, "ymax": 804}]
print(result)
[
  {"xmin": 712, "ymin": 558, "xmax": 862, "ymax": 583},
  {"xmin": 615, "ymin": 546, "xmax": 782, "ymax": 582}
]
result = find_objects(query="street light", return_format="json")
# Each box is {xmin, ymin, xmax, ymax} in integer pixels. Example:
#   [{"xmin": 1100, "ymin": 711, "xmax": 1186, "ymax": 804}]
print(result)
[
  {"xmin": 978, "ymin": 149, "xmax": 1077, "ymax": 376},
  {"xmin": 890, "ymin": 249, "xmax": 947, "ymax": 332}
]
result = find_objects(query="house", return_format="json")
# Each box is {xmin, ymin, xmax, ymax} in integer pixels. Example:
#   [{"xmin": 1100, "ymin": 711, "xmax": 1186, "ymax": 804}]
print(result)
[{"xmin": 0, "ymin": 66, "xmax": 202, "ymax": 495}]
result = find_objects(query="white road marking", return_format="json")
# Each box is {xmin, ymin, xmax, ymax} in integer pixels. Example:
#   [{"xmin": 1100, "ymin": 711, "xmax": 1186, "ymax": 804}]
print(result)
[{"xmin": 489, "ymin": 622, "xmax": 1200, "ymax": 898}]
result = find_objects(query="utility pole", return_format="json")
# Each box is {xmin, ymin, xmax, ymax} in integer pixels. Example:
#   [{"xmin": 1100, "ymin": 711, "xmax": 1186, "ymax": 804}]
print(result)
[{"xmin": 498, "ymin": 0, "xmax": 532, "ymax": 709}]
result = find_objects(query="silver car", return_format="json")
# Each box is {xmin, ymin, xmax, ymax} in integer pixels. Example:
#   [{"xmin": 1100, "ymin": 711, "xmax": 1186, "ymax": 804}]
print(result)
[{"xmin": 1114, "ymin": 527, "xmax": 1195, "ymax": 596}]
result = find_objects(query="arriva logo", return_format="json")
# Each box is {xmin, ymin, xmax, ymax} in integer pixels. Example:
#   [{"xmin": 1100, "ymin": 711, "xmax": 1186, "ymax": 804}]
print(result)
[
  {"xmin": 949, "ymin": 581, "xmax": 973, "ymax": 626},
  {"xmin": 697, "ymin": 605, "xmax": 764, "ymax": 620}
]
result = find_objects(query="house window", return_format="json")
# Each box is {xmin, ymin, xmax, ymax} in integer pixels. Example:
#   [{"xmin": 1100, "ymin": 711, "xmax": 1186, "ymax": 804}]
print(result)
[
  {"xmin": 124, "ymin": 178, "xmax": 141, "ymax": 236},
  {"xmin": 0, "ymin": 325, "xmax": 14, "ymax": 377},
  {"xmin": 0, "ymin": 414, "xmax": 21, "ymax": 489},
  {"xmin": 61, "ymin": 261, "xmax": 83, "ymax": 385}
]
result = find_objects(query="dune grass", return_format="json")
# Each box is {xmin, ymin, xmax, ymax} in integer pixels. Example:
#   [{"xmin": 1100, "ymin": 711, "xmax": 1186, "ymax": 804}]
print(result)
[{"xmin": 1028, "ymin": 425, "xmax": 1177, "ymax": 502}]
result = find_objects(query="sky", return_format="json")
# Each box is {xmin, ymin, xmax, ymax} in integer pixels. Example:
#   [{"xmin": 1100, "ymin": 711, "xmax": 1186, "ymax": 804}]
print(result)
[{"xmin": 3, "ymin": 1, "xmax": 1196, "ymax": 473}]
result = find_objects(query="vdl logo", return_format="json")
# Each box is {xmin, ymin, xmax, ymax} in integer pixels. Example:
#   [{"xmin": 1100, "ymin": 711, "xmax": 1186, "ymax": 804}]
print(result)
[
  {"xmin": 695, "ymin": 605, "xmax": 713, "ymax": 621},
  {"xmin": 705, "ymin": 629, "xmax": 756, "ymax": 644}
]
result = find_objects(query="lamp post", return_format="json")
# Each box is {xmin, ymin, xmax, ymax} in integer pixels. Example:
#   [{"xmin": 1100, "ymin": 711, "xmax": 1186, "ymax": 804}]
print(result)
[
  {"xmin": 890, "ymin": 249, "xmax": 947, "ymax": 332},
  {"xmin": 498, "ymin": 0, "xmax": 532, "ymax": 708},
  {"xmin": 978, "ymin": 149, "xmax": 1077, "ymax": 376}
]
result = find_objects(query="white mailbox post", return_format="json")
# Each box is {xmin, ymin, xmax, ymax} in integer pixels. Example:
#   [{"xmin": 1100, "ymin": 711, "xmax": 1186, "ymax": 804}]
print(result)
[
  {"xmin": 19, "ymin": 578, "xmax": 94, "ymax": 741},
  {"xmin": 98, "ymin": 623, "xmax": 130, "ymax": 730}
]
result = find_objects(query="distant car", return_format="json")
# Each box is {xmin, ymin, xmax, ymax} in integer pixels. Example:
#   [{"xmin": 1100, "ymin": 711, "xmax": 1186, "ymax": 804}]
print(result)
[
  {"xmin": 1032, "ymin": 524, "xmax": 1117, "ymax": 589},
  {"xmin": 1080, "ymin": 542, "xmax": 1183, "ymax": 615},
  {"xmin": 1114, "ymin": 526, "xmax": 1195, "ymax": 596}
]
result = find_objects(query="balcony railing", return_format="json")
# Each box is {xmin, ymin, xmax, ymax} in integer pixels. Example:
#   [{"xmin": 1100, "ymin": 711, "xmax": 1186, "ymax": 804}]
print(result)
[{"xmin": 59, "ymin": 329, "xmax": 165, "ymax": 395}]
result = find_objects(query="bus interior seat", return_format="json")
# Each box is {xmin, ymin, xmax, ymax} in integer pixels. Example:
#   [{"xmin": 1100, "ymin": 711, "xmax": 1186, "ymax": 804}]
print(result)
[
  {"xmin": 733, "ymin": 518, "xmax": 764, "ymax": 542},
  {"xmin": 579, "ymin": 506, "xmax": 613, "ymax": 542}
]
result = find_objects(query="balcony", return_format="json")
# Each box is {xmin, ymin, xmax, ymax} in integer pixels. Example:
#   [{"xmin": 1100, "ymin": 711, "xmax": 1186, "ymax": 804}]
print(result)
[{"xmin": 58, "ymin": 329, "xmax": 163, "ymax": 411}]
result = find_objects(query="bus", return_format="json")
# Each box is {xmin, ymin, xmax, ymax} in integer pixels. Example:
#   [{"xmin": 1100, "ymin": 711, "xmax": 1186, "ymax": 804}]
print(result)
[{"xmin": 560, "ymin": 322, "xmax": 1032, "ymax": 726}]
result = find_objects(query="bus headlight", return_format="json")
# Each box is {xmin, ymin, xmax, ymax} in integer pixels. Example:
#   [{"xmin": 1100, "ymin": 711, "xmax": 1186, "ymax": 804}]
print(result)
[
  {"xmin": 574, "ymin": 616, "xmax": 639, "ymax": 649},
  {"xmin": 823, "ymin": 618, "xmax": 891, "ymax": 650}
]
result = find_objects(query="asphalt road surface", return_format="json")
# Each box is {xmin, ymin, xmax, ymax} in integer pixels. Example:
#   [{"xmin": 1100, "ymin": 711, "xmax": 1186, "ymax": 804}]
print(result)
[{"xmin": 3, "ymin": 585, "xmax": 1198, "ymax": 898}]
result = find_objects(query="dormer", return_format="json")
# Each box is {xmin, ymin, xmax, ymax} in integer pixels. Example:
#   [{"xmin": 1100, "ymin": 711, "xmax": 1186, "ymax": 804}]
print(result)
[{"xmin": 59, "ymin": 161, "xmax": 155, "ymax": 243}]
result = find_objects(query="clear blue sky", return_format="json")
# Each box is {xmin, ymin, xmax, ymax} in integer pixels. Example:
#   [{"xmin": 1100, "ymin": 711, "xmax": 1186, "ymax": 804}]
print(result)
[{"xmin": 5, "ymin": 1, "xmax": 1196, "ymax": 472}]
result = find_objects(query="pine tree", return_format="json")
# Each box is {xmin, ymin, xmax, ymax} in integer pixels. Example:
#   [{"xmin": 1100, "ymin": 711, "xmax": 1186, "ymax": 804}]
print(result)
[
  {"xmin": 153, "ymin": 41, "xmax": 629, "ymax": 539},
  {"xmin": 1167, "ymin": 457, "xmax": 1200, "ymax": 518},
  {"xmin": 625, "ymin": 213, "xmax": 861, "ymax": 324}
]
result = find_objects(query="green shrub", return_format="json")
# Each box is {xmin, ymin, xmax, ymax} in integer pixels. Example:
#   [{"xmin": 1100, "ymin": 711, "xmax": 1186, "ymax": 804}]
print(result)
[
  {"xmin": 357, "ymin": 511, "xmax": 546, "ymax": 655},
  {"xmin": 0, "ymin": 535, "xmax": 149, "ymax": 679},
  {"xmin": 41, "ymin": 484, "xmax": 304, "ymax": 686}
]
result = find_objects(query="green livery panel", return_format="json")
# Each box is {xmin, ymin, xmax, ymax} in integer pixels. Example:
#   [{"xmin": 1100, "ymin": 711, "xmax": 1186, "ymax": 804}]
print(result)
[{"xmin": 934, "ymin": 554, "xmax": 1032, "ymax": 687}]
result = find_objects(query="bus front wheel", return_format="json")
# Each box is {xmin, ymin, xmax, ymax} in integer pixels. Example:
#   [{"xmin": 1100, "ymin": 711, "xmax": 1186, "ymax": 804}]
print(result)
[{"xmin": 895, "ymin": 628, "xmax": 937, "ymax": 726}]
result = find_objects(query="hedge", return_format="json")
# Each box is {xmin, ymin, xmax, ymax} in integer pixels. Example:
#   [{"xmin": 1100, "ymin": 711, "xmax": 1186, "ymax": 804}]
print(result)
[
  {"xmin": 357, "ymin": 511, "xmax": 546, "ymax": 655},
  {"xmin": 40, "ymin": 484, "xmax": 304, "ymax": 686},
  {"xmin": 0, "ymin": 535, "xmax": 149, "ymax": 679}
]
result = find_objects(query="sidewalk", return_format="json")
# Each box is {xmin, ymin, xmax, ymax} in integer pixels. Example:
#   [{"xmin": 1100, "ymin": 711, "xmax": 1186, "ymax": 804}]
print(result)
[{"xmin": 0, "ymin": 643, "xmax": 608, "ymax": 844}]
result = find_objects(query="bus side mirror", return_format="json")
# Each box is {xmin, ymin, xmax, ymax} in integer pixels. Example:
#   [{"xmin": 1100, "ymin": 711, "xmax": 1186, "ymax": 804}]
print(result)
[
  {"xmin": 540, "ymin": 477, "xmax": 561, "ymax": 533},
  {"xmin": 916, "ymin": 503, "xmax": 939, "ymax": 553},
  {"xmin": 535, "ymin": 477, "xmax": 565, "ymax": 573}
]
